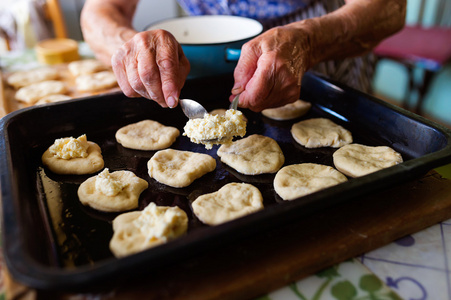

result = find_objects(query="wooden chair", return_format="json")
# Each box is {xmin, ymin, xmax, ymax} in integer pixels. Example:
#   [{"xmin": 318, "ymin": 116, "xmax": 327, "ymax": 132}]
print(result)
[
  {"xmin": 43, "ymin": 0, "xmax": 68, "ymax": 39},
  {"xmin": 373, "ymin": 0, "xmax": 451, "ymax": 115}
]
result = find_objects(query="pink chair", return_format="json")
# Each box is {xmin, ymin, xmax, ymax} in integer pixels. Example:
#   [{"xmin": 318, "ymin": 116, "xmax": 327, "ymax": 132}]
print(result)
[{"xmin": 373, "ymin": 1, "xmax": 451, "ymax": 115}]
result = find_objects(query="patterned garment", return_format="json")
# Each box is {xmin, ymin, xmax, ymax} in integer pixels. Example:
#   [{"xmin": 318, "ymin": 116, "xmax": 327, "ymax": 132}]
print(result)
[
  {"xmin": 177, "ymin": 0, "xmax": 310, "ymax": 21},
  {"xmin": 177, "ymin": 0, "xmax": 375, "ymax": 93}
]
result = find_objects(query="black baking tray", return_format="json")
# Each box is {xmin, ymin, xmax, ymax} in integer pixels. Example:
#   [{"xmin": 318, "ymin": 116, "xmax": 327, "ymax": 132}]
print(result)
[{"xmin": 1, "ymin": 72, "xmax": 451, "ymax": 291}]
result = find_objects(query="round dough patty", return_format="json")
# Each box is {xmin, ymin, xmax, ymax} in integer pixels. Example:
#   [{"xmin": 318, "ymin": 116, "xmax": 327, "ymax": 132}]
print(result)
[
  {"xmin": 274, "ymin": 163, "xmax": 348, "ymax": 201},
  {"xmin": 262, "ymin": 99, "xmax": 311, "ymax": 121},
  {"xmin": 291, "ymin": 118, "xmax": 352, "ymax": 148},
  {"xmin": 217, "ymin": 134, "xmax": 285, "ymax": 175},
  {"xmin": 148, "ymin": 149, "xmax": 216, "ymax": 188},
  {"xmin": 42, "ymin": 141, "xmax": 104, "ymax": 175},
  {"xmin": 192, "ymin": 182, "xmax": 264, "ymax": 225},
  {"xmin": 35, "ymin": 94, "xmax": 72, "ymax": 105},
  {"xmin": 7, "ymin": 67, "xmax": 59, "ymax": 89},
  {"xmin": 68, "ymin": 59, "xmax": 106, "ymax": 76},
  {"xmin": 75, "ymin": 70, "xmax": 117, "ymax": 92},
  {"xmin": 116, "ymin": 120, "xmax": 180, "ymax": 150},
  {"xmin": 209, "ymin": 108, "xmax": 248, "ymax": 122},
  {"xmin": 333, "ymin": 143, "xmax": 403, "ymax": 178},
  {"xmin": 78, "ymin": 170, "xmax": 148, "ymax": 212},
  {"xmin": 15, "ymin": 80, "xmax": 67, "ymax": 104},
  {"xmin": 209, "ymin": 108, "xmax": 227, "ymax": 116}
]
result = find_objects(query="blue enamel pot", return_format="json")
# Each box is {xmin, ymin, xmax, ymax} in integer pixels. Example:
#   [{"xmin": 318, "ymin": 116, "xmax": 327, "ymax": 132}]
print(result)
[{"xmin": 145, "ymin": 15, "xmax": 263, "ymax": 79}]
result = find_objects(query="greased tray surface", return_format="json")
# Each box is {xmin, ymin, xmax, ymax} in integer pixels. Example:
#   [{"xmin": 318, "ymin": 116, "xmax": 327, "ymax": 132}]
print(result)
[{"xmin": 1, "ymin": 73, "xmax": 451, "ymax": 290}]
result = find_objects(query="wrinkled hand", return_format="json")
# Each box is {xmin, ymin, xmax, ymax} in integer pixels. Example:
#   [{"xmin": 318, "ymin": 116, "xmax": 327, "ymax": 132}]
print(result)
[
  {"xmin": 231, "ymin": 25, "xmax": 312, "ymax": 112},
  {"xmin": 111, "ymin": 30, "xmax": 190, "ymax": 108}
]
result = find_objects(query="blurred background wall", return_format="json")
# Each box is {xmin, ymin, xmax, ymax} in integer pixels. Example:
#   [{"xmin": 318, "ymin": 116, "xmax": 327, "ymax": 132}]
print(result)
[
  {"xmin": 60, "ymin": 0, "xmax": 181, "ymax": 41},
  {"xmin": 372, "ymin": 0, "xmax": 451, "ymax": 127}
]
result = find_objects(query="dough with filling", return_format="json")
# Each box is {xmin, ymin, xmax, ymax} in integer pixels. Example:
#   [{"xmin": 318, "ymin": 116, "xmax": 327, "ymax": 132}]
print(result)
[
  {"xmin": 262, "ymin": 99, "xmax": 311, "ymax": 120},
  {"xmin": 274, "ymin": 163, "xmax": 348, "ymax": 200},
  {"xmin": 15, "ymin": 80, "xmax": 67, "ymax": 104},
  {"xmin": 109, "ymin": 202, "xmax": 188, "ymax": 257},
  {"xmin": 192, "ymin": 182, "xmax": 264, "ymax": 225},
  {"xmin": 115, "ymin": 120, "xmax": 180, "ymax": 150},
  {"xmin": 333, "ymin": 143, "xmax": 403, "ymax": 178},
  {"xmin": 42, "ymin": 135, "xmax": 104, "ymax": 175},
  {"xmin": 148, "ymin": 149, "xmax": 216, "ymax": 188},
  {"xmin": 291, "ymin": 118, "xmax": 352, "ymax": 148},
  {"xmin": 217, "ymin": 134, "xmax": 285, "ymax": 175},
  {"xmin": 78, "ymin": 169, "xmax": 148, "ymax": 212}
]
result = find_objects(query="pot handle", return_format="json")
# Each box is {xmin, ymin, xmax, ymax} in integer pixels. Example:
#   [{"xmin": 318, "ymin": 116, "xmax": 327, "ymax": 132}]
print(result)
[{"xmin": 225, "ymin": 48, "xmax": 241, "ymax": 62}]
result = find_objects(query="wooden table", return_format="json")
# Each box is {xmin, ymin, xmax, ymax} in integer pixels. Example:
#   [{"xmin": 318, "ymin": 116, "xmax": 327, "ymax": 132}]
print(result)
[{"xmin": 8, "ymin": 170, "xmax": 445, "ymax": 300}]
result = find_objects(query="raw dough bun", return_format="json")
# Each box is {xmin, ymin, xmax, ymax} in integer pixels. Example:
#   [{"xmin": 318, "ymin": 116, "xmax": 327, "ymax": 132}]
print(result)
[
  {"xmin": 291, "ymin": 118, "xmax": 352, "ymax": 148},
  {"xmin": 209, "ymin": 108, "xmax": 247, "ymax": 121},
  {"xmin": 274, "ymin": 163, "xmax": 348, "ymax": 201},
  {"xmin": 192, "ymin": 182, "xmax": 264, "ymax": 225},
  {"xmin": 15, "ymin": 80, "xmax": 67, "ymax": 104},
  {"xmin": 75, "ymin": 70, "xmax": 117, "ymax": 92},
  {"xmin": 109, "ymin": 203, "xmax": 188, "ymax": 257},
  {"xmin": 78, "ymin": 170, "xmax": 148, "ymax": 212},
  {"xmin": 209, "ymin": 108, "xmax": 227, "ymax": 116},
  {"xmin": 262, "ymin": 99, "xmax": 312, "ymax": 120},
  {"xmin": 217, "ymin": 134, "xmax": 285, "ymax": 175},
  {"xmin": 115, "ymin": 120, "xmax": 180, "ymax": 150},
  {"xmin": 109, "ymin": 211, "xmax": 144, "ymax": 257},
  {"xmin": 333, "ymin": 143, "xmax": 403, "ymax": 178},
  {"xmin": 68, "ymin": 59, "xmax": 106, "ymax": 76},
  {"xmin": 7, "ymin": 67, "xmax": 59, "ymax": 89},
  {"xmin": 148, "ymin": 149, "xmax": 216, "ymax": 188},
  {"xmin": 35, "ymin": 94, "xmax": 72, "ymax": 105},
  {"xmin": 42, "ymin": 141, "xmax": 104, "ymax": 175}
]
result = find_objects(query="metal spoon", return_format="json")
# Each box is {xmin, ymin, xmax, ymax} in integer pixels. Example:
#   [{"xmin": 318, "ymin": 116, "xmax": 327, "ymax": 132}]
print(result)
[
  {"xmin": 179, "ymin": 99, "xmax": 208, "ymax": 119},
  {"xmin": 180, "ymin": 95, "xmax": 240, "ymax": 119},
  {"xmin": 229, "ymin": 94, "xmax": 239, "ymax": 110}
]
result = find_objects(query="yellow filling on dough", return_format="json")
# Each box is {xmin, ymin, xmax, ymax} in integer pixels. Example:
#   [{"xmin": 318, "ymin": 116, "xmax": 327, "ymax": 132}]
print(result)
[{"xmin": 49, "ymin": 134, "xmax": 89, "ymax": 159}]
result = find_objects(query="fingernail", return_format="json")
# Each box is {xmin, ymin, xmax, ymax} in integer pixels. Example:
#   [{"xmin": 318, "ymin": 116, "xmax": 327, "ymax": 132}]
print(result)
[
  {"xmin": 167, "ymin": 96, "xmax": 177, "ymax": 108},
  {"xmin": 232, "ymin": 84, "xmax": 244, "ymax": 94}
]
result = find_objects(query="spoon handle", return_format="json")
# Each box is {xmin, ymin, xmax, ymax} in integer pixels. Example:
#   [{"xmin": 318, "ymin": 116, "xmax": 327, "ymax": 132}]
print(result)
[{"xmin": 229, "ymin": 94, "xmax": 239, "ymax": 110}]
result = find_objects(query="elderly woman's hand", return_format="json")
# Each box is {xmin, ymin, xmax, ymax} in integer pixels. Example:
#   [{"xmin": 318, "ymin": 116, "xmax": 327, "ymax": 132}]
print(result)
[
  {"xmin": 111, "ymin": 29, "xmax": 190, "ymax": 108},
  {"xmin": 231, "ymin": 24, "xmax": 312, "ymax": 112}
]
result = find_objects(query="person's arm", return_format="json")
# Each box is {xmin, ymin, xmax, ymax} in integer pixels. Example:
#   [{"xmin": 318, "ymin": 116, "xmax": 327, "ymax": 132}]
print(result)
[
  {"xmin": 80, "ymin": 0, "xmax": 138, "ymax": 65},
  {"xmin": 299, "ymin": 0, "xmax": 406, "ymax": 65},
  {"xmin": 232, "ymin": 0, "xmax": 406, "ymax": 111},
  {"xmin": 80, "ymin": 0, "xmax": 190, "ymax": 108}
]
